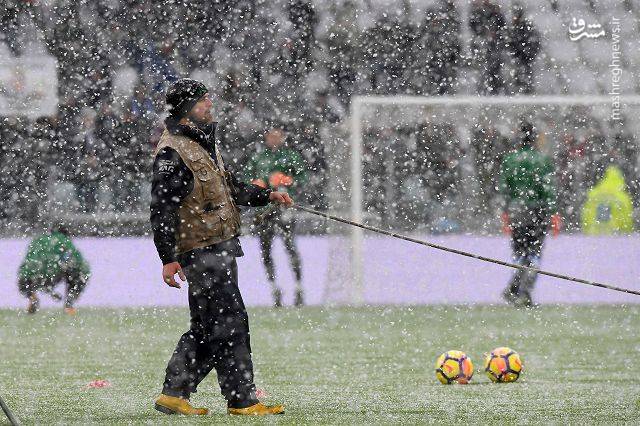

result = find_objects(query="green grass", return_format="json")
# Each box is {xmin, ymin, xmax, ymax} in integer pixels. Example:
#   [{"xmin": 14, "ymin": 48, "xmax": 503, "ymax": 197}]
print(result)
[{"xmin": 1, "ymin": 305, "xmax": 639, "ymax": 425}]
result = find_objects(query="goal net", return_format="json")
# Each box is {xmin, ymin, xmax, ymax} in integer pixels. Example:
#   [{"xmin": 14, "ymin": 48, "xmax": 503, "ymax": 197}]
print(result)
[{"xmin": 323, "ymin": 95, "xmax": 640, "ymax": 305}]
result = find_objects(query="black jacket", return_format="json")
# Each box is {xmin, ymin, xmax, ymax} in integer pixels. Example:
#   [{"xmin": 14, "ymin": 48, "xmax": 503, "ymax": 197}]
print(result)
[{"xmin": 150, "ymin": 118, "xmax": 271, "ymax": 265}]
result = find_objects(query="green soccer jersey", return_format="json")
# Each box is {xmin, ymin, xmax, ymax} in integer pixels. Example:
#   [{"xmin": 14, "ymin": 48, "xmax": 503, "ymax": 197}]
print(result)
[
  {"xmin": 244, "ymin": 147, "xmax": 307, "ymax": 188},
  {"xmin": 19, "ymin": 232, "xmax": 90, "ymax": 281},
  {"xmin": 499, "ymin": 147, "xmax": 556, "ymax": 211}
]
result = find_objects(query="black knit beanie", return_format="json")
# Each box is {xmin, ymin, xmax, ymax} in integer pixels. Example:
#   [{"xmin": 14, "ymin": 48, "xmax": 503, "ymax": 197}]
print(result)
[{"xmin": 166, "ymin": 78, "xmax": 209, "ymax": 120}]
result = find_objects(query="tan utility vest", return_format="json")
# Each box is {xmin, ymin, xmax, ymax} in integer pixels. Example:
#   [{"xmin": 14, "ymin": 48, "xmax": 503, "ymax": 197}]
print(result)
[{"xmin": 155, "ymin": 129, "xmax": 241, "ymax": 254}]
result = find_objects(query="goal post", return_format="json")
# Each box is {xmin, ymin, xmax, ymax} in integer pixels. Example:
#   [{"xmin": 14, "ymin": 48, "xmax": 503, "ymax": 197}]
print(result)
[{"xmin": 334, "ymin": 94, "xmax": 640, "ymax": 305}]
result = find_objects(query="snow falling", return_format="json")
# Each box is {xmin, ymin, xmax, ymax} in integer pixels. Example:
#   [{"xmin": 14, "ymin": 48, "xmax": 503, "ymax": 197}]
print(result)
[{"xmin": 1, "ymin": 0, "xmax": 639, "ymax": 424}]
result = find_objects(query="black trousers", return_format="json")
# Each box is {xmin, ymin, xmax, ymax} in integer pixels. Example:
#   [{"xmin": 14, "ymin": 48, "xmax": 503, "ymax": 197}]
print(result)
[
  {"xmin": 162, "ymin": 251, "xmax": 258, "ymax": 408},
  {"xmin": 510, "ymin": 207, "xmax": 549, "ymax": 259},
  {"xmin": 257, "ymin": 212, "xmax": 302, "ymax": 282},
  {"xmin": 507, "ymin": 206, "xmax": 550, "ymax": 293},
  {"xmin": 18, "ymin": 268, "xmax": 89, "ymax": 308}
]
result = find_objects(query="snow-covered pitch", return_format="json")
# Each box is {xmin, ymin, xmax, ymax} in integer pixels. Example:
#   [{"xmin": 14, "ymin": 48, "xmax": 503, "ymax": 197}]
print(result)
[{"xmin": 1, "ymin": 305, "xmax": 639, "ymax": 423}]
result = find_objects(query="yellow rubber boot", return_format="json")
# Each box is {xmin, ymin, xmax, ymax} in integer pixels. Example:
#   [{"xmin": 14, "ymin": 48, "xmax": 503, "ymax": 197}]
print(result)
[
  {"xmin": 154, "ymin": 394, "xmax": 209, "ymax": 415},
  {"xmin": 228, "ymin": 402, "xmax": 285, "ymax": 416}
]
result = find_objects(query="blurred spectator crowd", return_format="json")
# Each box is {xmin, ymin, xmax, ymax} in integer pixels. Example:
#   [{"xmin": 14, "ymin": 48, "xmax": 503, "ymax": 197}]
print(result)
[{"xmin": 0, "ymin": 0, "xmax": 637, "ymax": 233}]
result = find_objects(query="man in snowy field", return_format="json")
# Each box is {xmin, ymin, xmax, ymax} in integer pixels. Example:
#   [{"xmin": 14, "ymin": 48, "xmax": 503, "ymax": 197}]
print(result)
[
  {"xmin": 245, "ymin": 122, "xmax": 308, "ymax": 307},
  {"xmin": 17, "ymin": 226, "xmax": 90, "ymax": 315},
  {"xmin": 499, "ymin": 121, "xmax": 560, "ymax": 307},
  {"xmin": 150, "ymin": 78, "xmax": 291, "ymax": 416}
]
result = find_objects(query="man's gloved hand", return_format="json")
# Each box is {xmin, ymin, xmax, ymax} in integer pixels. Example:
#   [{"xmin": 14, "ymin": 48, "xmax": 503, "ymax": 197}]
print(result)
[
  {"xmin": 551, "ymin": 213, "xmax": 562, "ymax": 237},
  {"xmin": 269, "ymin": 171, "xmax": 294, "ymax": 188},
  {"xmin": 501, "ymin": 211, "xmax": 511, "ymax": 235}
]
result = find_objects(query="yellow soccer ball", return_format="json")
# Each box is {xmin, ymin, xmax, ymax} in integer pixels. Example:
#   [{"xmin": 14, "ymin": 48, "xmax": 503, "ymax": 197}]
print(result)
[
  {"xmin": 484, "ymin": 347, "xmax": 523, "ymax": 383},
  {"xmin": 435, "ymin": 350, "xmax": 474, "ymax": 384}
]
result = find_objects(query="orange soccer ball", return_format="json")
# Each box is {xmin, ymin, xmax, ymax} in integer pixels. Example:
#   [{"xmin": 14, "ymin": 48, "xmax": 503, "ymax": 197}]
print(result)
[
  {"xmin": 484, "ymin": 347, "xmax": 523, "ymax": 383},
  {"xmin": 435, "ymin": 350, "xmax": 474, "ymax": 384}
]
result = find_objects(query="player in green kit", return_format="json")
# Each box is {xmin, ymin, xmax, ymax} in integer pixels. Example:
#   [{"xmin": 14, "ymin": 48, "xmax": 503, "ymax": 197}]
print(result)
[
  {"xmin": 245, "ymin": 122, "xmax": 308, "ymax": 306},
  {"xmin": 17, "ymin": 227, "xmax": 90, "ymax": 314}
]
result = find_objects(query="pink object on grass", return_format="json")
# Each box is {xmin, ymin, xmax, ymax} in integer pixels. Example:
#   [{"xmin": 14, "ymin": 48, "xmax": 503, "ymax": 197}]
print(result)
[{"xmin": 83, "ymin": 379, "xmax": 112, "ymax": 389}]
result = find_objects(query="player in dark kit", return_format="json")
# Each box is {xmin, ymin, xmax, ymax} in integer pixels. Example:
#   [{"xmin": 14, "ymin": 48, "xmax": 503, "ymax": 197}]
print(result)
[
  {"xmin": 499, "ymin": 121, "xmax": 560, "ymax": 307},
  {"xmin": 150, "ymin": 79, "xmax": 292, "ymax": 416}
]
